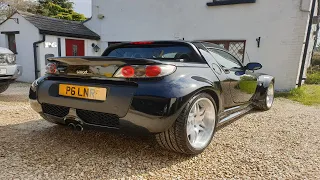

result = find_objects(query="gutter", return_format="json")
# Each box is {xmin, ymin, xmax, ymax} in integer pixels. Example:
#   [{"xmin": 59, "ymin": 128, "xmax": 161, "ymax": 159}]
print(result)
[
  {"xmin": 298, "ymin": 0, "xmax": 317, "ymax": 87},
  {"xmin": 33, "ymin": 34, "xmax": 46, "ymax": 80}
]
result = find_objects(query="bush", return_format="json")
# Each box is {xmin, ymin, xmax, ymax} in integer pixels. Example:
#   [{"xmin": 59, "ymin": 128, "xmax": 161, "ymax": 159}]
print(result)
[
  {"xmin": 311, "ymin": 54, "xmax": 320, "ymax": 66},
  {"xmin": 306, "ymin": 72, "xmax": 320, "ymax": 84}
]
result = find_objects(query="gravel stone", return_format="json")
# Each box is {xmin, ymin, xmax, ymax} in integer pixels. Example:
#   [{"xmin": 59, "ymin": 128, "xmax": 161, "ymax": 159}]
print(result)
[{"xmin": 0, "ymin": 83, "xmax": 319, "ymax": 179}]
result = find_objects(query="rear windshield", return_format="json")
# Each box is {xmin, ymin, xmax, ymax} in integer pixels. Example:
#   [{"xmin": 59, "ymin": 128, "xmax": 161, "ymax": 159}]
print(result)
[{"xmin": 104, "ymin": 44, "xmax": 199, "ymax": 62}]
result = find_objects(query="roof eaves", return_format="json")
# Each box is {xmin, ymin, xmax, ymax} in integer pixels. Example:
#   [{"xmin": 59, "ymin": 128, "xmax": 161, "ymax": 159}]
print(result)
[{"xmin": 39, "ymin": 29, "xmax": 100, "ymax": 40}]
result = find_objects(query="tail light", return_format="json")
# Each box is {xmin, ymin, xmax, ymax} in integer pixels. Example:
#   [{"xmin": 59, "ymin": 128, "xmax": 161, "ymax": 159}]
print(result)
[
  {"xmin": 130, "ymin": 41, "xmax": 153, "ymax": 45},
  {"xmin": 46, "ymin": 63, "xmax": 57, "ymax": 74},
  {"xmin": 114, "ymin": 65, "xmax": 176, "ymax": 78}
]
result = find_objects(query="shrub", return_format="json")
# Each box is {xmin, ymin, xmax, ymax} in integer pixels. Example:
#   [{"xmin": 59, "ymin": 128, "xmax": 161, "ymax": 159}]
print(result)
[
  {"xmin": 311, "ymin": 54, "xmax": 320, "ymax": 66},
  {"xmin": 306, "ymin": 71, "xmax": 320, "ymax": 84}
]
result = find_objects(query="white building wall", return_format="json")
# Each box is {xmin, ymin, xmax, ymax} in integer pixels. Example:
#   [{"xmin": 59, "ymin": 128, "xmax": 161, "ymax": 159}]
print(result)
[
  {"xmin": 85, "ymin": 0, "xmax": 315, "ymax": 90},
  {"xmin": 37, "ymin": 35, "xmax": 99, "ymax": 77},
  {"xmin": 0, "ymin": 13, "xmax": 40, "ymax": 82}
]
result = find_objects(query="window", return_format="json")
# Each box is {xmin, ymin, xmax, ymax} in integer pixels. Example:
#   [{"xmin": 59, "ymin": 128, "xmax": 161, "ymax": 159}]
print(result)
[
  {"xmin": 202, "ymin": 40, "xmax": 246, "ymax": 62},
  {"xmin": 208, "ymin": 48, "xmax": 242, "ymax": 70},
  {"xmin": 7, "ymin": 34, "xmax": 17, "ymax": 54},
  {"xmin": 105, "ymin": 44, "xmax": 201, "ymax": 63}
]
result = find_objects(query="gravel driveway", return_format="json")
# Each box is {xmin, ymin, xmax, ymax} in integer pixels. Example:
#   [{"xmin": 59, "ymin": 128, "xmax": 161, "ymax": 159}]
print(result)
[{"xmin": 0, "ymin": 83, "xmax": 319, "ymax": 179}]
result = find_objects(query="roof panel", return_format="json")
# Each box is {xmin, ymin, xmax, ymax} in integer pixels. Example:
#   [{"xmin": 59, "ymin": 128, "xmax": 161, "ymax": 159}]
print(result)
[{"xmin": 19, "ymin": 12, "xmax": 100, "ymax": 40}]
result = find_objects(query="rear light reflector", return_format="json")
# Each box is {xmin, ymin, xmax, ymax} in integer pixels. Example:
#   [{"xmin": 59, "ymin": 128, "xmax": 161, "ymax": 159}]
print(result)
[
  {"xmin": 145, "ymin": 65, "xmax": 161, "ymax": 77},
  {"xmin": 46, "ymin": 63, "xmax": 57, "ymax": 74},
  {"xmin": 121, "ymin": 66, "xmax": 135, "ymax": 77},
  {"xmin": 114, "ymin": 65, "xmax": 176, "ymax": 78}
]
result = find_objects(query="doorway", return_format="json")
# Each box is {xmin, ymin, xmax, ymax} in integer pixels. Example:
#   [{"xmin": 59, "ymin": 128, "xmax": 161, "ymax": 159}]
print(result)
[{"xmin": 65, "ymin": 39, "xmax": 85, "ymax": 56}]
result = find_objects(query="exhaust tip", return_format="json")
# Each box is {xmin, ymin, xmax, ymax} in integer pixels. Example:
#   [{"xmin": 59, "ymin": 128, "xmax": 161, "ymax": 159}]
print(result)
[
  {"xmin": 68, "ymin": 123, "xmax": 76, "ymax": 130},
  {"xmin": 75, "ymin": 124, "xmax": 84, "ymax": 132}
]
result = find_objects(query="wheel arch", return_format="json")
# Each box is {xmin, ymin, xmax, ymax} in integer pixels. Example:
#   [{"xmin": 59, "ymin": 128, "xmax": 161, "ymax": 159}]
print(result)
[
  {"xmin": 253, "ymin": 75, "xmax": 275, "ymax": 101},
  {"xmin": 188, "ymin": 86, "xmax": 222, "ymax": 114},
  {"xmin": 200, "ymin": 89, "xmax": 221, "ymax": 113}
]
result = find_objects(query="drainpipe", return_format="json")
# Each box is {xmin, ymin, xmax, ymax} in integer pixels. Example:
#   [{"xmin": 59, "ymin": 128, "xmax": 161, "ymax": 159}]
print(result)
[
  {"xmin": 33, "ymin": 34, "xmax": 46, "ymax": 80},
  {"xmin": 298, "ymin": 0, "xmax": 317, "ymax": 87}
]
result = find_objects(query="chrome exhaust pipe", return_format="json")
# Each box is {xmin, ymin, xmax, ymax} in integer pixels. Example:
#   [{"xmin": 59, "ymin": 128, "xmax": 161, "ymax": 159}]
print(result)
[
  {"xmin": 68, "ymin": 123, "xmax": 76, "ymax": 130},
  {"xmin": 75, "ymin": 124, "xmax": 84, "ymax": 132}
]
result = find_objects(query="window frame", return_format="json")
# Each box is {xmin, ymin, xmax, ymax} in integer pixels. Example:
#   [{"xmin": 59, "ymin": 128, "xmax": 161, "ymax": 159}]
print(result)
[
  {"xmin": 1, "ymin": 31, "xmax": 19, "ymax": 54},
  {"xmin": 7, "ymin": 34, "xmax": 17, "ymax": 54}
]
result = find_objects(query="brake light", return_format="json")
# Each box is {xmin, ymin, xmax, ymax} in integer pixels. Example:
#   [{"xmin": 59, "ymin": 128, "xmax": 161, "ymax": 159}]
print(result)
[
  {"xmin": 130, "ymin": 41, "xmax": 153, "ymax": 45},
  {"xmin": 114, "ymin": 65, "xmax": 176, "ymax": 78},
  {"xmin": 121, "ymin": 66, "xmax": 135, "ymax": 77},
  {"xmin": 146, "ymin": 65, "xmax": 161, "ymax": 77},
  {"xmin": 46, "ymin": 63, "xmax": 57, "ymax": 74}
]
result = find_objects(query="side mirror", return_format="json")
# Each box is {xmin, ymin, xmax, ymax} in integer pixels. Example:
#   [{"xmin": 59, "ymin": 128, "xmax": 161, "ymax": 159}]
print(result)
[{"xmin": 246, "ymin": 62, "xmax": 262, "ymax": 71}]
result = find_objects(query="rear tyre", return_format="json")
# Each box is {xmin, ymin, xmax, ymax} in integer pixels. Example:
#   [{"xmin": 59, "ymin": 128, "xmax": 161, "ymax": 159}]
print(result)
[
  {"xmin": 156, "ymin": 93, "xmax": 217, "ymax": 155},
  {"xmin": 254, "ymin": 82, "xmax": 274, "ymax": 111},
  {"xmin": 0, "ymin": 83, "xmax": 10, "ymax": 94}
]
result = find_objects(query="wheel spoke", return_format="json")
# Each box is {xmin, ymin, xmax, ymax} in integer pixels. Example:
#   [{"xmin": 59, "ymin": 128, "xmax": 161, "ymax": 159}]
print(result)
[
  {"xmin": 187, "ymin": 124, "xmax": 193, "ymax": 135},
  {"xmin": 188, "ymin": 129, "xmax": 198, "ymax": 143},
  {"xmin": 188, "ymin": 115, "xmax": 195, "ymax": 125},
  {"xmin": 198, "ymin": 123, "xmax": 205, "ymax": 132},
  {"xmin": 199, "ymin": 106, "xmax": 206, "ymax": 116},
  {"xmin": 194, "ymin": 102, "xmax": 200, "ymax": 115}
]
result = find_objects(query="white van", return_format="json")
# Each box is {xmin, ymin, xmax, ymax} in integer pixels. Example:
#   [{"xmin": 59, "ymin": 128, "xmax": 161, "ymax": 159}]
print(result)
[{"xmin": 0, "ymin": 47, "xmax": 22, "ymax": 93}]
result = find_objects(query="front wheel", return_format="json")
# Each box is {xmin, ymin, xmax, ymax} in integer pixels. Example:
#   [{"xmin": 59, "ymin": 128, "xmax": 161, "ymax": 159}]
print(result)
[
  {"xmin": 0, "ymin": 83, "xmax": 10, "ymax": 94},
  {"xmin": 156, "ymin": 93, "xmax": 217, "ymax": 155},
  {"xmin": 254, "ymin": 82, "xmax": 275, "ymax": 111}
]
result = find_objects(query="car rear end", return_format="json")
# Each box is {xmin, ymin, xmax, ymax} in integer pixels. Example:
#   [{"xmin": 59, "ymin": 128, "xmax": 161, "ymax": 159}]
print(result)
[{"xmin": 29, "ymin": 41, "xmax": 209, "ymax": 133}]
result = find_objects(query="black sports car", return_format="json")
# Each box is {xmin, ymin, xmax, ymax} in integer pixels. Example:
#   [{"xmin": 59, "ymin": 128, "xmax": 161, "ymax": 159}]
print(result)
[{"xmin": 29, "ymin": 41, "xmax": 275, "ymax": 155}]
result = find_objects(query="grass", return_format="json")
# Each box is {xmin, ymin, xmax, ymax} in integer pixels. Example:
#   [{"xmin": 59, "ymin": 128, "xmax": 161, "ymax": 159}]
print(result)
[{"xmin": 276, "ymin": 85, "xmax": 320, "ymax": 106}]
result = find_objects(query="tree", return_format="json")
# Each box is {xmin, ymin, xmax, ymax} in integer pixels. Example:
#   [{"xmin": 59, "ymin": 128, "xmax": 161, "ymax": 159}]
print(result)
[
  {"xmin": 0, "ymin": 0, "xmax": 37, "ymax": 19},
  {"xmin": 39, "ymin": 0, "xmax": 73, "ymax": 9},
  {"xmin": 37, "ymin": 0, "xmax": 86, "ymax": 21}
]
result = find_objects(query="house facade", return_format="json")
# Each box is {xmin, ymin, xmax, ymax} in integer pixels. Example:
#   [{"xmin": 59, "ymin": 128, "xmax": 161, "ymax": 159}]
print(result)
[
  {"xmin": 0, "ymin": 12, "xmax": 100, "ymax": 82},
  {"xmin": 84, "ymin": 0, "xmax": 319, "ymax": 90}
]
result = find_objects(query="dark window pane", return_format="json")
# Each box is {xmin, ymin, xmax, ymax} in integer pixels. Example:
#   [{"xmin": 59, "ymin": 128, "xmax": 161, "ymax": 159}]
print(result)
[
  {"xmin": 105, "ymin": 45, "xmax": 199, "ymax": 63},
  {"xmin": 8, "ymin": 34, "xmax": 17, "ymax": 54}
]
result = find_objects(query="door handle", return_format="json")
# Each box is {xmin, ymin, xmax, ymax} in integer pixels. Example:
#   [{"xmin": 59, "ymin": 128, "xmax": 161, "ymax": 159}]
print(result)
[{"xmin": 221, "ymin": 67, "xmax": 230, "ymax": 74}]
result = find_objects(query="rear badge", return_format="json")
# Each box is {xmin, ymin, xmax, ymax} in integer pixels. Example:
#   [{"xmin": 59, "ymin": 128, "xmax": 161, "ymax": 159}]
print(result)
[{"xmin": 76, "ymin": 70, "xmax": 88, "ymax": 75}]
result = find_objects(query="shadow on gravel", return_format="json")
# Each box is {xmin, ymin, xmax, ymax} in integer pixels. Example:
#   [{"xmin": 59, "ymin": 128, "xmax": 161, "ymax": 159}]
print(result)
[{"xmin": 0, "ymin": 119, "xmax": 192, "ymax": 178}]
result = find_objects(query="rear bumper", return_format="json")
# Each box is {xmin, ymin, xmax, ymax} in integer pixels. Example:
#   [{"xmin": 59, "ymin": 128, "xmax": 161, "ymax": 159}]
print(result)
[
  {"xmin": 29, "ymin": 77, "xmax": 183, "ymax": 133},
  {"xmin": 0, "ymin": 64, "xmax": 22, "ymax": 81}
]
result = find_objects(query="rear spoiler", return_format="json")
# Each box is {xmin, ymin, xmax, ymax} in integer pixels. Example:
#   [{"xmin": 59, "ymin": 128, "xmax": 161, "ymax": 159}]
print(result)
[{"xmin": 47, "ymin": 56, "xmax": 165, "ymax": 66}]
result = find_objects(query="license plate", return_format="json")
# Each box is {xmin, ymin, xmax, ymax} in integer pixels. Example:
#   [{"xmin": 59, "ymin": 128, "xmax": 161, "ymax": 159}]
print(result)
[
  {"xmin": 0, "ymin": 69, "xmax": 7, "ymax": 75},
  {"xmin": 59, "ymin": 84, "xmax": 107, "ymax": 101}
]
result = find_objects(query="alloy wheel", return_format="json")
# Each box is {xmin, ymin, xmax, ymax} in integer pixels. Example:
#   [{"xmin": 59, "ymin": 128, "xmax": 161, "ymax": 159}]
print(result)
[
  {"xmin": 186, "ymin": 98, "xmax": 216, "ymax": 150},
  {"xmin": 266, "ymin": 83, "xmax": 274, "ymax": 108}
]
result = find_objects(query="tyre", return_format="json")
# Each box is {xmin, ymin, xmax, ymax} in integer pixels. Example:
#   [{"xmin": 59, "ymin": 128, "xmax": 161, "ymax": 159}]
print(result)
[
  {"xmin": 0, "ymin": 83, "xmax": 10, "ymax": 94},
  {"xmin": 156, "ymin": 93, "xmax": 218, "ymax": 155},
  {"xmin": 254, "ymin": 82, "xmax": 275, "ymax": 111}
]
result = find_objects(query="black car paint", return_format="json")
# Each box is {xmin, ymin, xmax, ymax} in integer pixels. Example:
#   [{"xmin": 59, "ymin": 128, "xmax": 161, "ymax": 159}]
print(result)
[{"xmin": 29, "ymin": 41, "xmax": 274, "ymax": 133}]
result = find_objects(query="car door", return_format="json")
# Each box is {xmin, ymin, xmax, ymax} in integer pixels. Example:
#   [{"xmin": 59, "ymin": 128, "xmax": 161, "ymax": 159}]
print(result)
[
  {"xmin": 193, "ymin": 43, "xmax": 235, "ymax": 108},
  {"xmin": 208, "ymin": 49, "xmax": 258, "ymax": 104}
]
